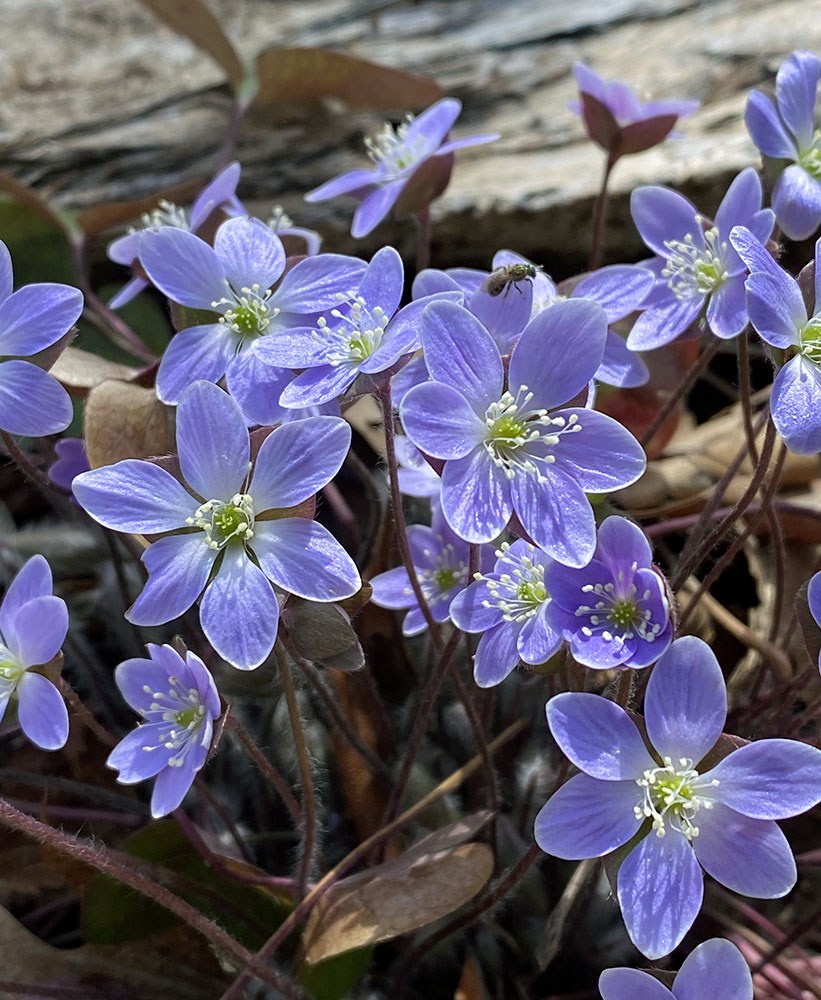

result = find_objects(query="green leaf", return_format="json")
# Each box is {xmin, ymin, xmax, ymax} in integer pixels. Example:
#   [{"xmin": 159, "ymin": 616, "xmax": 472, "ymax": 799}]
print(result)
[{"xmin": 298, "ymin": 947, "xmax": 373, "ymax": 1000}]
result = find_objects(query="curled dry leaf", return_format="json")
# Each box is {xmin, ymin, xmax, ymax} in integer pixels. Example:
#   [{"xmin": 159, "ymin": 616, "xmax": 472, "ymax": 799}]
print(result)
[
  {"xmin": 50, "ymin": 347, "xmax": 144, "ymax": 396},
  {"xmin": 84, "ymin": 380, "xmax": 174, "ymax": 469},
  {"xmin": 302, "ymin": 839, "xmax": 494, "ymax": 963}
]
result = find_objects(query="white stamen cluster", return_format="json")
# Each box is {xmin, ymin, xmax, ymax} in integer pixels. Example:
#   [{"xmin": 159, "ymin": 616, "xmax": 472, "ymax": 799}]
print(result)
[
  {"xmin": 662, "ymin": 221, "xmax": 728, "ymax": 300},
  {"xmin": 140, "ymin": 674, "xmax": 208, "ymax": 767},
  {"xmin": 634, "ymin": 756, "xmax": 719, "ymax": 840},
  {"xmin": 478, "ymin": 541, "xmax": 548, "ymax": 623},
  {"xmin": 213, "ymin": 284, "xmax": 279, "ymax": 338},
  {"xmin": 799, "ymin": 132, "xmax": 821, "ymax": 180},
  {"xmin": 187, "ymin": 493, "xmax": 255, "ymax": 551},
  {"xmin": 267, "ymin": 204, "xmax": 294, "ymax": 231},
  {"xmin": 0, "ymin": 643, "xmax": 23, "ymax": 693},
  {"xmin": 800, "ymin": 317, "xmax": 821, "ymax": 365},
  {"xmin": 137, "ymin": 199, "xmax": 189, "ymax": 232},
  {"xmin": 313, "ymin": 291, "xmax": 389, "ymax": 366},
  {"xmin": 364, "ymin": 114, "xmax": 422, "ymax": 177},
  {"xmin": 483, "ymin": 385, "xmax": 580, "ymax": 483},
  {"xmin": 574, "ymin": 563, "xmax": 664, "ymax": 649},
  {"xmin": 402, "ymin": 538, "xmax": 467, "ymax": 604}
]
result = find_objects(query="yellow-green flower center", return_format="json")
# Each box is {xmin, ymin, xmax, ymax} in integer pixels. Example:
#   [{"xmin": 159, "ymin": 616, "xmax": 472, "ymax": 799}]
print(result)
[
  {"xmin": 799, "ymin": 133, "xmax": 821, "ymax": 180},
  {"xmin": 662, "ymin": 223, "xmax": 729, "ymax": 300},
  {"xmin": 635, "ymin": 757, "xmax": 719, "ymax": 840},
  {"xmin": 800, "ymin": 318, "xmax": 821, "ymax": 364},
  {"xmin": 434, "ymin": 567, "xmax": 457, "ymax": 591},
  {"xmin": 188, "ymin": 494, "xmax": 255, "ymax": 551}
]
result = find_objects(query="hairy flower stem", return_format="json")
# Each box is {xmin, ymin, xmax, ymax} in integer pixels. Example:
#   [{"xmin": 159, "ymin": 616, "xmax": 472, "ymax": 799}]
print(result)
[
  {"xmin": 0, "ymin": 431, "xmax": 62, "ymax": 501},
  {"xmin": 640, "ymin": 338, "xmax": 722, "ymax": 449},
  {"xmin": 379, "ymin": 382, "xmax": 443, "ymax": 644},
  {"xmin": 416, "ymin": 204, "xmax": 432, "ymax": 271},
  {"xmin": 226, "ymin": 714, "xmax": 303, "ymax": 825},
  {"xmin": 216, "ymin": 719, "xmax": 527, "ymax": 1000},
  {"xmin": 276, "ymin": 644, "xmax": 317, "ymax": 899},
  {"xmin": 59, "ymin": 678, "xmax": 117, "ymax": 748},
  {"xmin": 390, "ymin": 841, "xmax": 542, "ymax": 992},
  {"xmin": 589, "ymin": 152, "xmax": 617, "ymax": 270},
  {"xmin": 615, "ymin": 669, "xmax": 634, "ymax": 708},
  {"xmin": 0, "ymin": 797, "xmax": 310, "ymax": 1000}
]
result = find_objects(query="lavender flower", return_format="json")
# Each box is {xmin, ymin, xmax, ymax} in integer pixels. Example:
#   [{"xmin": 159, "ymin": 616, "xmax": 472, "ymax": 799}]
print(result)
[
  {"xmin": 0, "ymin": 240, "xmax": 81, "ymax": 437},
  {"xmin": 140, "ymin": 216, "xmax": 365, "ymax": 424},
  {"xmin": 400, "ymin": 298, "xmax": 646, "ymax": 566},
  {"xmin": 304, "ymin": 98, "xmax": 498, "ymax": 238},
  {"xmin": 267, "ymin": 204, "xmax": 322, "ymax": 257},
  {"xmin": 570, "ymin": 62, "xmax": 699, "ymax": 158},
  {"xmin": 809, "ymin": 569, "xmax": 821, "ymax": 671},
  {"xmin": 0, "ymin": 555, "xmax": 69, "ymax": 750},
  {"xmin": 73, "ymin": 381, "xmax": 360, "ymax": 670},
  {"xmin": 545, "ymin": 515, "xmax": 672, "ymax": 670},
  {"xmin": 49, "ymin": 438, "xmax": 90, "ymax": 498},
  {"xmin": 535, "ymin": 636, "xmax": 821, "ymax": 958},
  {"xmin": 730, "ymin": 225, "xmax": 821, "ymax": 454},
  {"xmin": 746, "ymin": 51, "xmax": 821, "ymax": 240},
  {"xmin": 450, "ymin": 539, "xmax": 562, "ymax": 687},
  {"xmin": 395, "ymin": 435, "xmax": 441, "ymax": 499},
  {"xmin": 628, "ymin": 169, "xmax": 774, "ymax": 350},
  {"xmin": 599, "ymin": 938, "xmax": 752, "ymax": 1000},
  {"xmin": 108, "ymin": 162, "xmax": 244, "ymax": 308},
  {"xmin": 107, "ymin": 643, "xmax": 220, "ymax": 817},
  {"xmin": 369, "ymin": 509, "xmax": 487, "ymax": 635}
]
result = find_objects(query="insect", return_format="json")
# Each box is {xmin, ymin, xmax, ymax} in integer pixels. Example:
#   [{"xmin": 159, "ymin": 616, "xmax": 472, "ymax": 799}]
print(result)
[{"xmin": 481, "ymin": 262, "xmax": 541, "ymax": 298}]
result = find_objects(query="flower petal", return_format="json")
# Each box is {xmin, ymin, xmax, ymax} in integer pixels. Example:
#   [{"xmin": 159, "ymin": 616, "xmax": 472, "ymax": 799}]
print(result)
[
  {"xmin": 225, "ymin": 351, "xmax": 294, "ymax": 426},
  {"xmin": 280, "ymin": 362, "xmax": 358, "ymax": 407},
  {"xmin": 626, "ymin": 295, "xmax": 703, "ymax": 351},
  {"xmin": 467, "ymin": 279, "xmax": 532, "ymax": 354},
  {"xmin": 404, "ymin": 98, "xmax": 462, "ymax": 156},
  {"xmin": 742, "ymin": 270, "xmax": 804, "ymax": 350},
  {"xmin": 599, "ymin": 969, "xmax": 673, "ymax": 1000},
  {"xmin": 273, "ymin": 253, "xmax": 367, "ymax": 313},
  {"xmin": 252, "ymin": 518, "xmax": 360, "ymax": 601},
  {"xmin": 150, "ymin": 754, "xmax": 199, "ymax": 817},
  {"xmin": 776, "ymin": 51, "xmax": 820, "ymax": 152},
  {"xmin": 511, "ymin": 465, "xmax": 595, "ymax": 568},
  {"xmin": 0, "ymin": 360, "xmax": 73, "ymax": 436},
  {"xmin": 304, "ymin": 169, "xmax": 378, "ymax": 203},
  {"xmin": 596, "ymin": 331, "xmax": 649, "ymax": 388},
  {"xmin": 693, "ymin": 802, "xmax": 796, "ymax": 898},
  {"xmin": 126, "ymin": 534, "xmax": 217, "ymax": 626},
  {"xmin": 250, "ymin": 416, "xmax": 351, "ymax": 511},
  {"xmin": 772, "ymin": 164, "xmax": 821, "ymax": 241},
  {"xmin": 472, "ymin": 623, "xmax": 521, "ymax": 688},
  {"xmin": 0, "ymin": 240, "xmax": 12, "ymax": 303},
  {"xmin": 705, "ymin": 738, "xmax": 821, "ymax": 819},
  {"xmin": 0, "ymin": 284, "xmax": 83, "ymax": 356},
  {"xmin": 551, "ymin": 408, "xmax": 646, "ymax": 492},
  {"xmin": 440, "ymin": 447, "xmax": 512, "ymax": 543},
  {"xmin": 518, "ymin": 603, "xmax": 563, "ymax": 664},
  {"xmin": 706, "ymin": 277, "xmax": 748, "ymax": 340},
  {"xmin": 547, "ymin": 692, "xmax": 656, "ymax": 780},
  {"xmin": 771, "ymin": 355, "xmax": 821, "ymax": 454},
  {"xmin": 114, "ymin": 654, "xmax": 183, "ymax": 715},
  {"xmin": 199, "ymin": 546, "xmax": 279, "ymax": 670},
  {"xmin": 644, "ymin": 636, "xmax": 726, "ymax": 764},
  {"xmin": 420, "ymin": 300, "xmax": 504, "ymax": 413},
  {"xmin": 510, "ymin": 300, "xmax": 607, "ymax": 410},
  {"xmin": 73, "ymin": 461, "xmax": 195, "ymax": 533},
  {"xmin": 714, "ymin": 168, "xmax": 765, "ymax": 248},
  {"xmin": 107, "ymin": 725, "xmax": 173, "ymax": 782},
  {"xmin": 357, "ymin": 245, "xmax": 404, "ymax": 318},
  {"xmin": 214, "ymin": 217, "xmax": 285, "ymax": 293},
  {"xmin": 5, "ymin": 595, "xmax": 67, "ymax": 666},
  {"xmin": 0, "ymin": 555, "xmax": 52, "ymax": 639},
  {"xmin": 401, "ymin": 382, "xmax": 485, "ymax": 460},
  {"xmin": 673, "ymin": 939, "xmax": 753, "ymax": 1000},
  {"xmin": 176, "ymin": 381, "xmax": 250, "ymax": 500},
  {"xmin": 535, "ymin": 773, "xmax": 641, "ymax": 860},
  {"xmin": 351, "ymin": 180, "xmax": 406, "ymax": 238},
  {"xmin": 573, "ymin": 265, "xmax": 654, "ymax": 322},
  {"xmin": 631, "ymin": 186, "xmax": 701, "ymax": 259},
  {"xmin": 155, "ymin": 323, "xmax": 237, "ymax": 405},
  {"xmin": 16, "ymin": 672, "xmax": 69, "ymax": 750},
  {"xmin": 744, "ymin": 90, "xmax": 798, "ymax": 159},
  {"xmin": 369, "ymin": 566, "xmax": 415, "ymax": 610},
  {"xmin": 618, "ymin": 831, "xmax": 704, "ymax": 960},
  {"xmin": 140, "ymin": 228, "xmax": 227, "ymax": 309}
]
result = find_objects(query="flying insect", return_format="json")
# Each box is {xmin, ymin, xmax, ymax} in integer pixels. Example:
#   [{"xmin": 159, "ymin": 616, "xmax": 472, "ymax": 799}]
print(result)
[{"xmin": 481, "ymin": 262, "xmax": 541, "ymax": 298}]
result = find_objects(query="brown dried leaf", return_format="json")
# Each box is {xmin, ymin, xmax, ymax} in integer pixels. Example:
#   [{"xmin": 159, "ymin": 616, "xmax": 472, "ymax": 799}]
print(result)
[
  {"xmin": 303, "ymin": 841, "xmax": 493, "ymax": 963},
  {"xmin": 138, "ymin": 0, "xmax": 244, "ymax": 86},
  {"xmin": 84, "ymin": 380, "xmax": 173, "ymax": 469},
  {"xmin": 76, "ymin": 181, "xmax": 201, "ymax": 236},
  {"xmin": 50, "ymin": 347, "xmax": 144, "ymax": 396},
  {"xmin": 256, "ymin": 47, "xmax": 442, "ymax": 111}
]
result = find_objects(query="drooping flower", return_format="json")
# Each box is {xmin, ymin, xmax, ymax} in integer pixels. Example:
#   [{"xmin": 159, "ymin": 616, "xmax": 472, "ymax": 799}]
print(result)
[
  {"xmin": 569, "ymin": 61, "xmax": 699, "ymax": 159},
  {"xmin": 73, "ymin": 381, "xmax": 360, "ymax": 670},
  {"xmin": 107, "ymin": 162, "xmax": 245, "ymax": 308},
  {"xmin": 599, "ymin": 937, "xmax": 753, "ymax": 1000},
  {"xmin": 808, "ymin": 569, "xmax": 821, "ymax": 671},
  {"xmin": 745, "ymin": 51, "xmax": 821, "ymax": 240},
  {"xmin": 0, "ymin": 240, "xmax": 81, "ymax": 437},
  {"xmin": 450, "ymin": 538, "xmax": 563, "ymax": 687},
  {"xmin": 140, "ymin": 216, "xmax": 365, "ymax": 424},
  {"xmin": 535, "ymin": 636, "xmax": 821, "ymax": 959},
  {"xmin": 49, "ymin": 438, "xmax": 90, "ymax": 499},
  {"xmin": 266, "ymin": 204, "xmax": 322, "ymax": 257},
  {"xmin": 546, "ymin": 515, "xmax": 672, "ymax": 670},
  {"xmin": 400, "ymin": 298, "xmax": 646, "ymax": 567},
  {"xmin": 304, "ymin": 98, "xmax": 498, "ymax": 238},
  {"xmin": 730, "ymin": 224, "xmax": 821, "ymax": 454},
  {"xmin": 0, "ymin": 555, "xmax": 69, "ymax": 750},
  {"xmin": 107, "ymin": 643, "xmax": 220, "ymax": 817},
  {"xmin": 369, "ymin": 508, "xmax": 489, "ymax": 636},
  {"xmin": 628, "ymin": 169, "xmax": 774, "ymax": 350}
]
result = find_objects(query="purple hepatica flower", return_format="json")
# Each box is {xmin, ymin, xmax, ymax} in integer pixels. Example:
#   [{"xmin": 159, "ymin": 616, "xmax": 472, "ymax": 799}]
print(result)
[
  {"xmin": 73, "ymin": 381, "xmax": 360, "ymax": 671},
  {"xmin": 0, "ymin": 240, "xmax": 80, "ymax": 437},
  {"xmin": 746, "ymin": 51, "xmax": 821, "ymax": 241},
  {"xmin": 257, "ymin": 246, "xmax": 408, "ymax": 406},
  {"xmin": 140, "ymin": 216, "xmax": 365, "ymax": 424},
  {"xmin": 599, "ymin": 937, "xmax": 753, "ymax": 1000},
  {"xmin": 810, "ymin": 570, "xmax": 821, "ymax": 671},
  {"xmin": 108, "ymin": 162, "xmax": 244, "ymax": 309},
  {"xmin": 730, "ymin": 224, "xmax": 821, "ymax": 454},
  {"xmin": 304, "ymin": 98, "xmax": 498, "ymax": 238},
  {"xmin": 395, "ymin": 435, "xmax": 441, "ymax": 499},
  {"xmin": 628, "ymin": 169, "xmax": 775, "ymax": 351},
  {"xmin": 450, "ymin": 538, "xmax": 563, "ymax": 688},
  {"xmin": 369, "ymin": 509, "xmax": 490, "ymax": 636},
  {"xmin": 107, "ymin": 643, "xmax": 220, "ymax": 817},
  {"xmin": 569, "ymin": 61, "xmax": 699, "ymax": 158},
  {"xmin": 0, "ymin": 555, "xmax": 69, "ymax": 750},
  {"xmin": 49, "ymin": 438, "xmax": 90, "ymax": 499},
  {"xmin": 546, "ymin": 515, "xmax": 672, "ymax": 670},
  {"xmin": 400, "ymin": 298, "xmax": 646, "ymax": 567},
  {"xmin": 535, "ymin": 635, "xmax": 821, "ymax": 959}
]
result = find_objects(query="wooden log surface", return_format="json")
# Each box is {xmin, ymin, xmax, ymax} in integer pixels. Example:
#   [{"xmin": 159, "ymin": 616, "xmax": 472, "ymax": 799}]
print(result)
[{"xmin": 3, "ymin": 0, "xmax": 821, "ymax": 271}]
